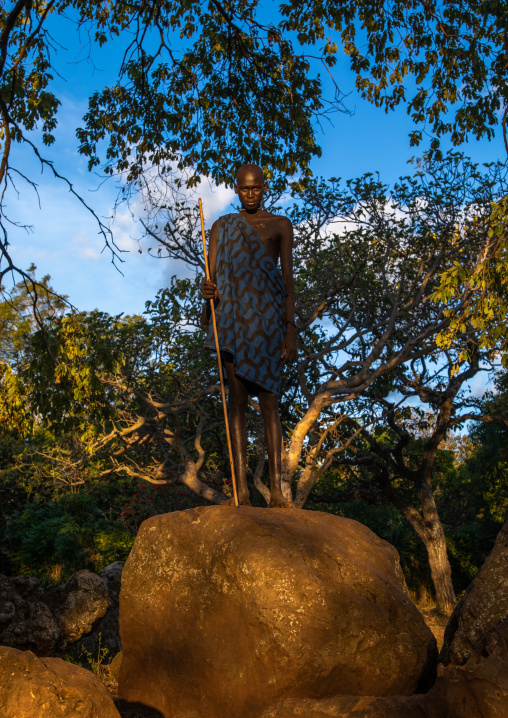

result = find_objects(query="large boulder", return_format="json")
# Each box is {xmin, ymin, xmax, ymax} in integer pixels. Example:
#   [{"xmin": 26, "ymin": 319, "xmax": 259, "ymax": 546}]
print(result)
[
  {"xmin": 0, "ymin": 574, "xmax": 59, "ymax": 655},
  {"xmin": 0, "ymin": 645, "xmax": 120, "ymax": 717},
  {"xmin": 260, "ymin": 617, "xmax": 508, "ymax": 718},
  {"xmin": 441, "ymin": 519, "xmax": 508, "ymax": 666},
  {"xmin": 118, "ymin": 506, "xmax": 437, "ymax": 718}
]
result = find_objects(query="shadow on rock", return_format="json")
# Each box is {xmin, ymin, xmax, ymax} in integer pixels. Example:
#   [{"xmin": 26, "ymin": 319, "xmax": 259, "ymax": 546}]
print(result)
[{"xmin": 260, "ymin": 617, "xmax": 508, "ymax": 718}]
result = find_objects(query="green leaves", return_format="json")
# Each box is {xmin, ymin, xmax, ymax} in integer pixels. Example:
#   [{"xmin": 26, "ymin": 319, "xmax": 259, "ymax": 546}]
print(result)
[
  {"xmin": 23, "ymin": 310, "xmax": 135, "ymax": 436},
  {"xmin": 75, "ymin": 1, "xmax": 326, "ymax": 187},
  {"xmin": 280, "ymin": 0, "xmax": 508, "ymax": 153},
  {"xmin": 432, "ymin": 194, "xmax": 508, "ymax": 367}
]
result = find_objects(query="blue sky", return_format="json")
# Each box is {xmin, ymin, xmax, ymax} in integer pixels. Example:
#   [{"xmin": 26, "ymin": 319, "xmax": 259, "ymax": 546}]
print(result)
[{"xmin": 5, "ymin": 9, "xmax": 505, "ymax": 322}]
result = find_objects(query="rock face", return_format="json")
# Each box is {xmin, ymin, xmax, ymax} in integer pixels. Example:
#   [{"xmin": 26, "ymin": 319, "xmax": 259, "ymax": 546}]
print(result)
[
  {"xmin": 260, "ymin": 618, "xmax": 508, "ymax": 718},
  {"xmin": 47, "ymin": 569, "xmax": 110, "ymax": 645},
  {"xmin": 0, "ymin": 574, "xmax": 60, "ymax": 655},
  {"xmin": 0, "ymin": 645, "xmax": 120, "ymax": 717},
  {"xmin": 440, "ymin": 519, "xmax": 508, "ymax": 666},
  {"xmin": 66, "ymin": 563, "xmax": 123, "ymax": 664},
  {"xmin": 118, "ymin": 506, "xmax": 437, "ymax": 718},
  {"xmin": 0, "ymin": 568, "xmax": 118, "ymax": 661}
]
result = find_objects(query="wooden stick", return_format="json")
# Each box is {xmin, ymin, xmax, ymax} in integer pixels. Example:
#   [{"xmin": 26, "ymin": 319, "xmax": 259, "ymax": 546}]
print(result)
[{"xmin": 199, "ymin": 199, "xmax": 239, "ymax": 508}]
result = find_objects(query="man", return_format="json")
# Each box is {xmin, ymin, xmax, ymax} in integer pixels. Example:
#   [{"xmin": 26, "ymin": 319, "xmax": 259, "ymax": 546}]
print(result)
[{"xmin": 202, "ymin": 164, "xmax": 297, "ymax": 507}]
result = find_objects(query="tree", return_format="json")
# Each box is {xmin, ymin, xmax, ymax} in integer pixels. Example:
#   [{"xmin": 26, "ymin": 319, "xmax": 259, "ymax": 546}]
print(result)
[
  {"xmin": 317, "ymin": 348, "xmax": 492, "ymax": 611},
  {"xmin": 0, "ymin": 265, "xmax": 66, "ymax": 438},
  {"xmin": 0, "ymin": 0, "xmax": 341, "ymax": 284},
  {"xmin": 458, "ymin": 371, "xmax": 508, "ymax": 528},
  {"xmin": 431, "ymin": 193, "xmax": 508, "ymax": 365},
  {"xmin": 21, "ymin": 278, "xmax": 236, "ymax": 501},
  {"xmin": 14, "ymin": 154, "xmax": 506, "ymax": 607},
  {"xmin": 2, "ymin": 0, "xmax": 507, "ymax": 287},
  {"xmin": 0, "ymin": 264, "xmax": 67, "ymax": 364},
  {"xmin": 281, "ymin": 0, "xmax": 508, "ymax": 155}
]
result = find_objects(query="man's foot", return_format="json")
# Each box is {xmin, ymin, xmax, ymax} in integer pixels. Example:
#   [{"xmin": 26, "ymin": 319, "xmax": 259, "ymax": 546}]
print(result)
[{"xmin": 268, "ymin": 493, "xmax": 295, "ymax": 508}]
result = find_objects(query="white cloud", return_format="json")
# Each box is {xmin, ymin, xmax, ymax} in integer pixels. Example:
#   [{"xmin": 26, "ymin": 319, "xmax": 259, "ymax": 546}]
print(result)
[
  {"xmin": 196, "ymin": 181, "xmax": 236, "ymax": 225},
  {"xmin": 72, "ymin": 232, "xmax": 102, "ymax": 260}
]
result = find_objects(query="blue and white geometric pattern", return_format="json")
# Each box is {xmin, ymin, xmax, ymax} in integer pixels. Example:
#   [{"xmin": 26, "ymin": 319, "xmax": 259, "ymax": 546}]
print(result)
[{"xmin": 205, "ymin": 213, "xmax": 287, "ymax": 395}]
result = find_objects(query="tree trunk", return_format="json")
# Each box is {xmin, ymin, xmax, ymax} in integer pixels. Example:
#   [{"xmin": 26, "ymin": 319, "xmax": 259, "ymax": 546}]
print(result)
[
  {"xmin": 401, "ymin": 488, "xmax": 456, "ymax": 612},
  {"xmin": 419, "ymin": 522, "xmax": 456, "ymax": 612}
]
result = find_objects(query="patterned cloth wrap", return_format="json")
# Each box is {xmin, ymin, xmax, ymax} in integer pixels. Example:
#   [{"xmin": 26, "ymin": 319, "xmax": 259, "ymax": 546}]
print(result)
[{"xmin": 205, "ymin": 213, "xmax": 287, "ymax": 395}]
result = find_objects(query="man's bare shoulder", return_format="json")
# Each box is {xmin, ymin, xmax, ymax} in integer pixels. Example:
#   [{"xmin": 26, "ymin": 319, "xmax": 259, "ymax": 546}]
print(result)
[{"xmin": 265, "ymin": 212, "xmax": 293, "ymax": 228}]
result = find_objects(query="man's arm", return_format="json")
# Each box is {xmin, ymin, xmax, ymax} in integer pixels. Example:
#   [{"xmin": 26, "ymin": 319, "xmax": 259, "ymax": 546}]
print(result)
[{"xmin": 279, "ymin": 217, "xmax": 297, "ymax": 364}]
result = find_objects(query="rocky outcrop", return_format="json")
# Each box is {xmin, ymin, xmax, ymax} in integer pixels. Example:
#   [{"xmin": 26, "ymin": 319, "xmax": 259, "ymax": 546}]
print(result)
[
  {"xmin": 260, "ymin": 617, "xmax": 508, "ymax": 718},
  {"xmin": 118, "ymin": 506, "xmax": 437, "ymax": 718},
  {"xmin": 441, "ymin": 519, "xmax": 508, "ymax": 666},
  {"xmin": 65, "ymin": 563, "xmax": 123, "ymax": 663},
  {"xmin": 101, "ymin": 560, "xmax": 124, "ymax": 598},
  {"xmin": 45, "ymin": 569, "xmax": 110, "ymax": 645},
  {"xmin": 0, "ymin": 574, "xmax": 59, "ymax": 655},
  {"xmin": 0, "ymin": 645, "xmax": 120, "ymax": 717},
  {"xmin": 0, "ymin": 568, "xmax": 117, "ymax": 658}
]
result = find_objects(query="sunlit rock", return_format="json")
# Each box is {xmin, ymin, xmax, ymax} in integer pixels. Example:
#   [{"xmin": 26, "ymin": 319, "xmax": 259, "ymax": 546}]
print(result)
[
  {"xmin": 0, "ymin": 645, "xmax": 120, "ymax": 717},
  {"xmin": 118, "ymin": 506, "xmax": 436, "ymax": 718}
]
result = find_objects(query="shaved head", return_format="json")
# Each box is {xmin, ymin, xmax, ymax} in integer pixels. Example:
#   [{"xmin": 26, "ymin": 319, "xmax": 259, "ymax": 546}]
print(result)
[
  {"xmin": 234, "ymin": 164, "xmax": 267, "ymax": 211},
  {"xmin": 236, "ymin": 164, "xmax": 265, "ymax": 185}
]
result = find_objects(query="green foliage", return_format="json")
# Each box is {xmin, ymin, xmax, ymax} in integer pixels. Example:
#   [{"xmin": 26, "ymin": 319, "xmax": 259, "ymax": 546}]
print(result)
[
  {"xmin": 0, "ymin": 265, "xmax": 67, "ymax": 365},
  {"xmin": 432, "ymin": 195, "xmax": 508, "ymax": 367},
  {"xmin": 0, "ymin": 362, "xmax": 33, "ymax": 438},
  {"xmin": 23, "ymin": 310, "xmax": 146, "ymax": 435},
  {"xmin": 0, "ymin": 267, "xmax": 67, "ymax": 439},
  {"xmin": 281, "ymin": 0, "xmax": 508, "ymax": 151},
  {"xmin": 4, "ymin": 0, "xmax": 506, "ymax": 197},
  {"xmin": 5, "ymin": 494, "xmax": 134, "ymax": 583},
  {"xmin": 455, "ymin": 371, "xmax": 508, "ymax": 526},
  {"xmin": 0, "ymin": 2, "xmax": 61, "ymax": 146},
  {"xmin": 77, "ymin": 3, "xmax": 324, "ymax": 187},
  {"xmin": 3, "ymin": 0, "xmax": 326, "ymax": 193}
]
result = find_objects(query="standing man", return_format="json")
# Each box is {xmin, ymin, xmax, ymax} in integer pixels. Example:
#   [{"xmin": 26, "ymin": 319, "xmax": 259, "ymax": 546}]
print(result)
[{"xmin": 202, "ymin": 164, "xmax": 297, "ymax": 507}]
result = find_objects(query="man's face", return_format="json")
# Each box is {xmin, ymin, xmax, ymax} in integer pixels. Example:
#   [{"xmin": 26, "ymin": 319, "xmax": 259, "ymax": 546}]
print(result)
[{"xmin": 235, "ymin": 169, "xmax": 266, "ymax": 211}]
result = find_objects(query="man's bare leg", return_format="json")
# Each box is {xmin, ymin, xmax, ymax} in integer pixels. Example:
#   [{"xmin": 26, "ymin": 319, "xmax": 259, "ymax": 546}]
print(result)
[
  {"xmin": 224, "ymin": 361, "xmax": 252, "ymax": 506},
  {"xmin": 259, "ymin": 390, "xmax": 294, "ymax": 508}
]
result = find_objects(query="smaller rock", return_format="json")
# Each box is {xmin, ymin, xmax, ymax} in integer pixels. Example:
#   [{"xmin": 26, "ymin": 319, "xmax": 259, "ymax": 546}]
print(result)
[
  {"xmin": 66, "ymin": 564, "xmax": 123, "ymax": 664},
  {"xmin": 51, "ymin": 569, "xmax": 110, "ymax": 645},
  {"xmin": 0, "ymin": 574, "xmax": 60, "ymax": 655},
  {"xmin": 0, "ymin": 645, "xmax": 120, "ymax": 718},
  {"xmin": 9, "ymin": 575, "xmax": 41, "ymax": 598},
  {"xmin": 101, "ymin": 561, "xmax": 124, "ymax": 596}
]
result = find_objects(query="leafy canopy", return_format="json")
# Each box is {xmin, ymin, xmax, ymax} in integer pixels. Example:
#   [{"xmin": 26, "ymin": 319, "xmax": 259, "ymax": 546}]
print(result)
[{"xmin": 281, "ymin": 0, "xmax": 508, "ymax": 153}]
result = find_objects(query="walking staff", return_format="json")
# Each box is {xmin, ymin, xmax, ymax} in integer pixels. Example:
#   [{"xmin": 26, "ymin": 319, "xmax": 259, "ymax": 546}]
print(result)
[{"xmin": 199, "ymin": 198, "xmax": 239, "ymax": 508}]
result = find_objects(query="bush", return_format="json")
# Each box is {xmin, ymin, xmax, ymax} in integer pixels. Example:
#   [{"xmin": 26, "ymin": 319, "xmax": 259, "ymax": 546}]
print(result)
[{"xmin": 6, "ymin": 495, "xmax": 134, "ymax": 583}]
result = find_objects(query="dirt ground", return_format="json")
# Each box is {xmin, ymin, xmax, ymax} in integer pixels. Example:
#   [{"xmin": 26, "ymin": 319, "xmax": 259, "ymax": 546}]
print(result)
[{"xmin": 416, "ymin": 598, "xmax": 451, "ymax": 652}]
